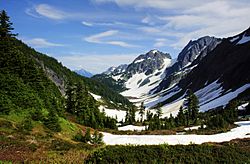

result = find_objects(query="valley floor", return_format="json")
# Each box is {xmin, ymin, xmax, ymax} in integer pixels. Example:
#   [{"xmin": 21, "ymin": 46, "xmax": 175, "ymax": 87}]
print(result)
[{"xmin": 102, "ymin": 121, "xmax": 250, "ymax": 145}]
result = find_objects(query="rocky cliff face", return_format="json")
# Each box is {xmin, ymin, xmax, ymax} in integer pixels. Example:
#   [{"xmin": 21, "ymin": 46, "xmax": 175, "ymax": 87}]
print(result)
[
  {"xmin": 95, "ymin": 50, "xmax": 172, "ymax": 98},
  {"xmin": 179, "ymin": 27, "xmax": 250, "ymax": 92},
  {"xmin": 125, "ymin": 50, "xmax": 171, "ymax": 77},
  {"xmin": 152, "ymin": 36, "xmax": 221, "ymax": 94}
]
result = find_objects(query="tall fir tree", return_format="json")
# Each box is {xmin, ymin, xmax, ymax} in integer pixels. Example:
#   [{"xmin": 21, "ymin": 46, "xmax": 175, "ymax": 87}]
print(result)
[
  {"xmin": 0, "ymin": 10, "xmax": 17, "ymax": 38},
  {"xmin": 176, "ymin": 106, "xmax": 185, "ymax": 126},
  {"xmin": 186, "ymin": 90, "xmax": 199, "ymax": 124},
  {"xmin": 139, "ymin": 102, "xmax": 145, "ymax": 122},
  {"xmin": 156, "ymin": 107, "xmax": 162, "ymax": 118}
]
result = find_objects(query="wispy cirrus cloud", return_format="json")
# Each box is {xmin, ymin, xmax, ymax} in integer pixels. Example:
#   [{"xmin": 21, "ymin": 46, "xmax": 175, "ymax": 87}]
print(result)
[
  {"xmin": 84, "ymin": 30, "xmax": 139, "ymax": 48},
  {"xmin": 23, "ymin": 38, "xmax": 64, "ymax": 48},
  {"xmin": 94, "ymin": 0, "xmax": 250, "ymax": 49},
  {"xmin": 25, "ymin": 4, "xmax": 69, "ymax": 20}
]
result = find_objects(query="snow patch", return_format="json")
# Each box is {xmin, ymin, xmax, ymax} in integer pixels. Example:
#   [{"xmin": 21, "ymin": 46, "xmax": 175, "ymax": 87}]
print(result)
[
  {"xmin": 99, "ymin": 106, "xmax": 126, "ymax": 122},
  {"xmin": 200, "ymin": 84, "xmax": 250, "ymax": 111},
  {"xmin": 118, "ymin": 125, "xmax": 146, "ymax": 131},
  {"xmin": 238, "ymin": 102, "xmax": 249, "ymax": 110},
  {"xmin": 121, "ymin": 58, "xmax": 171, "ymax": 98},
  {"xmin": 184, "ymin": 125, "xmax": 206, "ymax": 131},
  {"xmin": 102, "ymin": 121, "xmax": 250, "ymax": 145},
  {"xmin": 195, "ymin": 80, "xmax": 223, "ymax": 106},
  {"xmin": 134, "ymin": 58, "xmax": 145, "ymax": 64},
  {"xmin": 90, "ymin": 92, "xmax": 102, "ymax": 101}
]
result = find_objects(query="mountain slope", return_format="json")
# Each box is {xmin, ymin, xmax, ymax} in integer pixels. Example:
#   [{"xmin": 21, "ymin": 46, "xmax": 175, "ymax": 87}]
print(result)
[
  {"xmin": 0, "ymin": 38, "xmax": 64, "ymax": 115},
  {"xmin": 94, "ymin": 50, "xmax": 173, "ymax": 99},
  {"xmin": 149, "ymin": 27, "xmax": 250, "ymax": 113},
  {"xmin": 152, "ymin": 36, "xmax": 221, "ymax": 94}
]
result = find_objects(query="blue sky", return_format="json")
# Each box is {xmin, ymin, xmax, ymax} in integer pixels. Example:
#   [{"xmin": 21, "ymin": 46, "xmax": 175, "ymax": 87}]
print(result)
[{"xmin": 1, "ymin": 0, "xmax": 250, "ymax": 73}]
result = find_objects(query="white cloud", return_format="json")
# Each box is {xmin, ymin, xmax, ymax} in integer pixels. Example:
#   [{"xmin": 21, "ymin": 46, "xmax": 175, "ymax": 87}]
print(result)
[
  {"xmin": 25, "ymin": 4, "xmax": 67, "ymax": 20},
  {"xmin": 133, "ymin": 0, "xmax": 250, "ymax": 49},
  {"xmin": 93, "ymin": 0, "xmax": 205, "ymax": 10},
  {"xmin": 84, "ymin": 30, "xmax": 139, "ymax": 48},
  {"xmin": 82, "ymin": 21, "xmax": 93, "ymax": 26},
  {"xmin": 141, "ymin": 16, "xmax": 156, "ymax": 26},
  {"xmin": 23, "ymin": 38, "xmax": 64, "ymax": 48},
  {"xmin": 153, "ymin": 38, "xmax": 168, "ymax": 48},
  {"xmin": 57, "ymin": 53, "xmax": 138, "ymax": 73}
]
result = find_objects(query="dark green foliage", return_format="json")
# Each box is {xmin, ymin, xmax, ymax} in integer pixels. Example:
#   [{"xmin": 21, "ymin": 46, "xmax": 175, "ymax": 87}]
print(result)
[
  {"xmin": 43, "ymin": 111, "xmax": 61, "ymax": 132},
  {"xmin": 207, "ymin": 115, "xmax": 227, "ymax": 129},
  {"xmin": 186, "ymin": 90, "xmax": 199, "ymax": 125},
  {"xmin": 0, "ymin": 10, "xmax": 17, "ymax": 38},
  {"xmin": 139, "ymin": 102, "xmax": 145, "ymax": 122},
  {"xmin": 65, "ymin": 83, "xmax": 117, "ymax": 130},
  {"xmin": 92, "ymin": 74, "xmax": 126, "ymax": 92},
  {"xmin": 0, "ymin": 37, "xmax": 64, "ymax": 115},
  {"xmin": 87, "ymin": 143, "xmax": 250, "ymax": 163},
  {"xmin": 125, "ymin": 107, "xmax": 136, "ymax": 124},
  {"xmin": 223, "ymin": 100, "xmax": 239, "ymax": 123},
  {"xmin": 30, "ymin": 108, "xmax": 44, "ymax": 121},
  {"xmin": 74, "ymin": 128, "xmax": 104, "ymax": 145},
  {"xmin": 156, "ymin": 107, "xmax": 162, "ymax": 118},
  {"xmin": 84, "ymin": 128, "xmax": 92, "ymax": 143},
  {"xmin": 176, "ymin": 106, "xmax": 185, "ymax": 126},
  {"xmin": 205, "ymin": 100, "xmax": 239, "ymax": 129},
  {"xmin": 18, "ymin": 116, "xmax": 33, "ymax": 133},
  {"xmin": 91, "ymin": 130, "xmax": 103, "ymax": 145}
]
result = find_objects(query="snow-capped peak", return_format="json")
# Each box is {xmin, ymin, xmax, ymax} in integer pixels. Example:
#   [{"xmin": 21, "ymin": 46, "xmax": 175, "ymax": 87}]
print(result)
[{"xmin": 150, "ymin": 49, "xmax": 158, "ymax": 54}]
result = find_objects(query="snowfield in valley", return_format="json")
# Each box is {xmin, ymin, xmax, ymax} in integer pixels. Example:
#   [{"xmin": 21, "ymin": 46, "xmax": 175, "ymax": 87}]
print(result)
[
  {"xmin": 102, "ymin": 121, "xmax": 250, "ymax": 145},
  {"xmin": 118, "ymin": 125, "xmax": 147, "ymax": 131}
]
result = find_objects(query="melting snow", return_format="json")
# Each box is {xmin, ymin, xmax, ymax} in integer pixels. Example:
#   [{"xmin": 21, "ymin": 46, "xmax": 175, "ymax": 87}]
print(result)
[
  {"xmin": 99, "ymin": 106, "xmax": 126, "ymax": 122},
  {"xmin": 121, "ymin": 58, "xmax": 171, "ymax": 98},
  {"xmin": 102, "ymin": 121, "xmax": 250, "ymax": 145},
  {"xmin": 134, "ymin": 58, "xmax": 145, "ymax": 64},
  {"xmin": 195, "ymin": 80, "xmax": 223, "ymax": 106},
  {"xmin": 200, "ymin": 84, "xmax": 250, "ymax": 112},
  {"xmin": 90, "ymin": 92, "xmax": 102, "ymax": 101},
  {"xmin": 238, "ymin": 102, "xmax": 249, "ymax": 110},
  {"xmin": 118, "ymin": 125, "xmax": 147, "ymax": 131}
]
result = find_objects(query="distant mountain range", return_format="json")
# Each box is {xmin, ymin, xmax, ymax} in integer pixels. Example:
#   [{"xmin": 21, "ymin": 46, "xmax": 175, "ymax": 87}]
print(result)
[
  {"xmin": 74, "ymin": 69, "xmax": 93, "ymax": 78},
  {"xmin": 93, "ymin": 27, "xmax": 250, "ymax": 114}
]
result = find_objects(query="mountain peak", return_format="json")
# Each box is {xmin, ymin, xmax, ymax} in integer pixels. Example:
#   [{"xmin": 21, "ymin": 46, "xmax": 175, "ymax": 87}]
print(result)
[
  {"xmin": 149, "ymin": 49, "xmax": 159, "ymax": 54},
  {"xmin": 74, "ymin": 69, "xmax": 93, "ymax": 78}
]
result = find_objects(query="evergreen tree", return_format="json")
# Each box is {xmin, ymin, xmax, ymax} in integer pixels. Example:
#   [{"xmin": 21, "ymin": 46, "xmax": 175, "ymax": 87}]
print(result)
[
  {"xmin": 65, "ymin": 83, "xmax": 76, "ymax": 114},
  {"xmin": 224, "ymin": 100, "xmax": 238, "ymax": 124},
  {"xmin": 169, "ymin": 114, "xmax": 175, "ymax": 128},
  {"xmin": 156, "ymin": 107, "xmax": 162, "ymax": 118},
  {"xmin": 146, "ymin": 110, "xmax": 153, "ymax": 121},
  {"xmin": 75, "ymin": 82, "xmax": 88, "ymax": 116},
  {"xmin": 176, "ymin": 106, "xmax": 185, "ymax": 126},
  {"xmin": 186, "ymin": 90, "xmax": 199, "ymax": 124},
  {"xmin": 0, "ymin": 10, "xmax": 17, "ymax": 38},
  {"xmin": 91, "ymin": 130, "xmax": 103, "ymax": 145},
  {"xmin": 125, "ymin": 107, "xmax": 136, "ymax": 124},
  {"xmin": 83, "ymin": 128, "xmax": 91, "ymax": 143},
  {"xmin": 44, "ymin": 110, "xmax": 61, "ymax": 132},
  {"xmin": 139, "ymin": 102, "xmax": 145, "ymax": 122}
]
